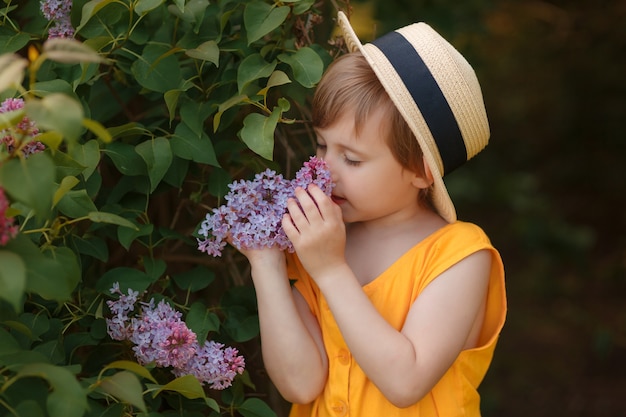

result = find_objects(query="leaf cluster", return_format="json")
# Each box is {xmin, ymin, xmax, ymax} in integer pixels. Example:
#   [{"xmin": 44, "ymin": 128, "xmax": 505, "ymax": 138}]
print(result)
[{"xmin": 0, "ymin": 0, "xmax": 339, "ymax": 416}]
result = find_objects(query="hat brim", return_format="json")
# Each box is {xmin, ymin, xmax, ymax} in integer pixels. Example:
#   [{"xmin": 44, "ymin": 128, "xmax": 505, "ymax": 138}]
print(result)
[{"xmin": 336, "ymin": 11, "xmax": 457, "ymax": 223}]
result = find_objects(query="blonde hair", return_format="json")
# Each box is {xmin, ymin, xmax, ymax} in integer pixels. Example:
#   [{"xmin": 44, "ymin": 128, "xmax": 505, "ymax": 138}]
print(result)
[{"xmin": 312, "ymin": 52, "xmax": 432, "ymax": 203}]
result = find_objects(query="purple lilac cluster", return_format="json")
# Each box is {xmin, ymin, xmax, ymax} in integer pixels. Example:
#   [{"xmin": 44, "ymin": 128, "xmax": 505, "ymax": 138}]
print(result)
[
  {"xmin": 0, "ymin": 98, "xmax": 45, "ymax": 158},
  {"xmin": 0, "ymin": 188, "xmax": 18, "ymax": 246},
  {"xmin": 106, "ymin": 283, "xmax": 245, "ymax": 390},
  {"xmin": 197, "ymin": 156, "xmax": 334, "ymax": 257},
  {"xmin": 40, "ymin": 0, "xmax": 75, "ymax": 39}
]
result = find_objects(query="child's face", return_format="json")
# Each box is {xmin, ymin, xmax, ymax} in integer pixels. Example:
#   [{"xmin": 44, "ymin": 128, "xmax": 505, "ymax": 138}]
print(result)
[{"xmin": 314, "ymin": 108, "xmax": 431, "ymax": 225}]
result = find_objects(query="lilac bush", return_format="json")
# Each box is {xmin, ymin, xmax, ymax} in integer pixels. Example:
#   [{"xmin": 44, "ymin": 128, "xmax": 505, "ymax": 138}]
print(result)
[
  {"xmin": 197, "ymin": 156, "xmax": 334, "ymax": 256},
  {"xmin": 2, "ymin": 1, "xmax": 328, "ymax": 414},
  {"xmin": 106, "ymin": 283, "xmax": 245, "ymax": 390}
]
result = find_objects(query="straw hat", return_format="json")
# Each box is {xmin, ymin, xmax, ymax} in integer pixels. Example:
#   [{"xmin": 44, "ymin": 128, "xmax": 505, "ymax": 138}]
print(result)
[{"xmin": 336, "ymin": 11, "xmax": 490, "ymax": 223}]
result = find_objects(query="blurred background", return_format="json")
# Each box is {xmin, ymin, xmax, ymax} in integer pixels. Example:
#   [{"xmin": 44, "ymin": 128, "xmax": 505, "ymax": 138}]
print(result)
[{"xmin": 325, "ymin": 0, "xmax": 626, "ymax": 415}]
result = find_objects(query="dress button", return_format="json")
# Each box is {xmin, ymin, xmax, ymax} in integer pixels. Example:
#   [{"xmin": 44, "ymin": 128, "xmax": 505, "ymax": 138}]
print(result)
[
  {"xmin": 338, "ymin": 349, "xmax": 350, "ymax": 365},
  {"xmin": 331, "ymin": 400, "xmax": 348, "ymax": 416}
]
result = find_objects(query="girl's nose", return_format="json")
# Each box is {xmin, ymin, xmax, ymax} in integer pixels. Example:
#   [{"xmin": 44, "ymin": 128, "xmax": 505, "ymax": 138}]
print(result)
[{"xmin": 325, "ymin": 160, "xmax": 338, "ymax": 183}]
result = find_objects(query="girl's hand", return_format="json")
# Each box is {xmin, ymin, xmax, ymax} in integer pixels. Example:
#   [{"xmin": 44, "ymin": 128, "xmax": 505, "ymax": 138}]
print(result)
[
  {"xmin": 228, "ymin": 237, "xmax": 286, "ymax": 275},
  {"xmin": 282, "ymin": 184, "xmax": 347, "ymax": 281}
]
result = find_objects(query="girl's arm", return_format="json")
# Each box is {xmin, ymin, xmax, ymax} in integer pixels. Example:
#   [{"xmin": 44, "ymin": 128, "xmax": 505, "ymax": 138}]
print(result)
[
  {"xmin": 283, "ymin": 185, "xmax": 491, "ymax": 408},
  {"xmin": 242, "ymin": 248, "xmax": 328, "ymax": 403}
]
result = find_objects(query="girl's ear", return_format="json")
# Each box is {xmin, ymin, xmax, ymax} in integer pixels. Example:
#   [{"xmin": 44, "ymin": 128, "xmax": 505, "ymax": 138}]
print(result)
[{"xmin": 411, "ymin": 156, "xmax": 435, "ymax": 189}]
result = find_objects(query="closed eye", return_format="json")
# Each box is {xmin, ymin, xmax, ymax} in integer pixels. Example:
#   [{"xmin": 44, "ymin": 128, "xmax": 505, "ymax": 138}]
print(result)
[{"xmin": 343, "ymin": 155, "xmax": 361, "ymax": 166}]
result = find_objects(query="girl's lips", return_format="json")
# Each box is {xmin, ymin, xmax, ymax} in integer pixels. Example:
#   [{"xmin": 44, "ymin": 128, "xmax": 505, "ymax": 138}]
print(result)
[{"xmin": 331, "ymin": 195, "xmax": 346, "ymax": 205}]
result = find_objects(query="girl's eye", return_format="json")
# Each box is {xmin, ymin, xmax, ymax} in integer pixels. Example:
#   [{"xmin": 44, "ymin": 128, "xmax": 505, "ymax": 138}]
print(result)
[
  {"xmin": 343, "ymin": 155, "xmax": 361, "ymax": 166},
  {"xmin": 315, "ymin": 143, "xmax": 327, "ymax": 152}
]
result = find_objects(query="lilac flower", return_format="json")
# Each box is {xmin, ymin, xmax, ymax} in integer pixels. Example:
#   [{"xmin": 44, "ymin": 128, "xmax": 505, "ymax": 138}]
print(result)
[
  {"xmin": 0, "ymin": 187, "xmax": 18, "ymax": 246},
  {"xmin": 40, "ymin": 0, "xmax": 72, "ymax": 21},
  {"xmin": 106, "ymin": 283, "xmax": 140, "ymax": 341},
  {"xmin": 105, "ymin": 283, "xmax": 245, "ymax": 389},
  {"xmin": 47, "ymin": 17, "xmax": 75, "ymax": 39},
  {"xmin": 172, "ymin": 341, "xmax": 245, "ymax": 390},
  {"xmin": 0, "ymin": 98, "xmax": 45, "ymax": 158},
  {"xmin": 128, "ymin": 299, "xmax": 197, "ymax": 369},
  {"xmin": 197, "ymin": 156, "xmax": 334, "ymax": 256},
  {"xmin": 40, "ymin": 0, "xmax": 74, "ymax": 39}
]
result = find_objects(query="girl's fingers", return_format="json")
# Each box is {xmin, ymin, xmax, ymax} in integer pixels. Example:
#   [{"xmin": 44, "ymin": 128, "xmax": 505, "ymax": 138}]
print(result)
[
  {"xmin": 286, "ymin": 196, "xmax": 308, "ymax": 228},
  {"xmin": 281, "ymin": 212, "xmax": 298, "ymax": 238}
]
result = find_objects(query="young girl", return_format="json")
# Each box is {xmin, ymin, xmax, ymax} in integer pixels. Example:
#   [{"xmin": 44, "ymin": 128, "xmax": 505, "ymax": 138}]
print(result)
[{"xmin": 240, "ymin": 11, "xmax": 506, "ymax": 416}]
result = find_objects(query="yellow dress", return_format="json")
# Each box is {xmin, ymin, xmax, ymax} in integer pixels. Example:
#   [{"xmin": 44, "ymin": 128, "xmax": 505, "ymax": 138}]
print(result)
[{"xmin": 286, "ymin": 221, "xmax": 507, "ymax": 417}]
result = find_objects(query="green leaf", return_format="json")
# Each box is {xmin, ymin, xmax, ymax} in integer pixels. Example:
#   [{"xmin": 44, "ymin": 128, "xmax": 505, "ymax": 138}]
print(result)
[
  {"xmin": 186, "ymin": 301, "xmax": 220, "ymax": 343},
  {"xmin": 77, "ymin": 0, "xmax": 124, "ymax": 32},
  {"xmin": 239, "ymin": 107, "xmax": 282, "ymax": 161},
  {"xmin": 207, "ymin": 166, "xmax": 232, "ymax": 199},
  {"xmin": 117, "ymin": 222, "xmax": 153, "ymax": 250},
  {"xmin": 135, "ymin": 137, "xmax": 173, "ymax": 192},
  {"xmin": 223, "ymin": 305, "xmax": 260, "ymax": 342},
  {"xmin": 31, "ymin": 79, "xmax": 74, "ymax": 96},
  {"xmin": 36, "ymin": 131, "xmax": 64, "ymax": 151},
  {"xmin": 164, "ymin": 89, "xmax": 182, "ymax": 125},
  {"xmin": 42, "ymin": 38, "xmax": 106, "ymax": 64},
  {"xmin": 213, "ymin": 94, "xmax": 248, "ymax": 132},
  {"xmin": 33, "ymin": 248, "xmax": 81, "ymax": 302},
  {"xmin": 25, "ymin": 94, "xmax": 84, "ymax": 143},
  {"xmin": 257, "ymin": 70, "xmax": 291, "ymax": 97},
  {"xmin": 0, "ymin": 251, "xmax": 26, "ymax": 312},
  {"xmin": 237, "ymin": 53, "xmax": 277, "ymax": 94},
  {"xmin": 170, "ymin": 122, "xmax": 219, "ymax": 166},
  {"xmin": 162, "ymin": 155, "xmax": 190, "ymax": 188},
  {"xmin": 99, "ymin": 371, "xmax": 147, "ymax": 413},
  {"xmin": 131, "ymin": 44, "xmax": 182, "ymax": 93},
  {"xmin": 52, "ymin": 176, "xmax": 80, "ymax": 207},
  {"xmin": 0, "ymin": 33, "xmax": 30, "ymax": 54},
  {"xmin": 244, "ymin": 2, "xmax": 290, "ymax": 45},
  {"xmin": 68, "ymin": 139, "xmax": 100, "ymax": 180},
  {"xmin": 0, "ymin": 53, "xmax": 28, "ymax": 92},
  {"xmin": 238, "ymin": 398, "xmax": 278, "ymax": 417},
  {"xmin": 180, "ymin": 100, "xmax": 215, "ymax": 138},
  {"xmin": 134, "ymin": 0, "xmax": 165, "ymax": 15},
  {"xmin": 172, "ymin": 265, "xmax": 215, "ymax": 292},
  {"xmin": 103, "ymin": 141, "xmax": 147, "ymax": 176},
  {"xmin": 0, "ymin": 107, "xmax": 24, "ymax": 131},
  {"xmin": 143, "ymin": 256, "xmax": 166, "ymax": 282},
  {"xmin": 88, "ymin": 211, "xmax": 139, "ymax": 230},
  {"xmin": 186, "ymin": 40, "xmax": 220, "ymax": 66},
  {"xmin": 50, "ymin": 150, "xmax": 86, "ymax": 178},
  {"xmin": 167, "ymin": 0, "xmax": 209, "ymax": 30},
  {"xmin": 16, "ymin": 363, "xmax": 88, "ymax": 417},
  {"xmin": 96, "ymin": 267, "xmax": 153, "ymax": 294},
  {"xmin": 278, "ymin": 47, "xmax": 323, "ymax": 88},
  {"xmin": 102, "ymin": 360, "xmax": 157, "ymax": 384},
  {"xmin": 108, "ymin": 122, "xmax": 148, "ymax": 140},
  {"xmin": 82, "ymin": 118, "xmax": 112, "ymax": 143},
  {"xmin": 73, "ymin": 236, "xmax": 109, "ymax": 262},
  {"xmin": 0, "ymin": 153, "xmax": 55, "ymax": 220},
  {"xmin": 57, "ymin": 189, "xmax": 98, "ymax": 218},
  {"xmin": 292, "ymin": 0, "xmax": 315, "ymax": 15},
  {"xmin": 0, "ymin": 328, "xmax": 21, "ymax": 357},
  {"xmin": 3, "ymin": 237, "xmax": 79, "ymax": 302},
  {"xmin": 153, "ymin": 374, "xmax": 206, "ymax": 400}
]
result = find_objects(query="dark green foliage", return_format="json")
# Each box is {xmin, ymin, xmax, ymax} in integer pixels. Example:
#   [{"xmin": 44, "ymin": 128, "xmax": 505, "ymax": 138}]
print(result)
[{"xmin": 0, "ymin": 0, "xmax": 332, "ymax": 415}]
